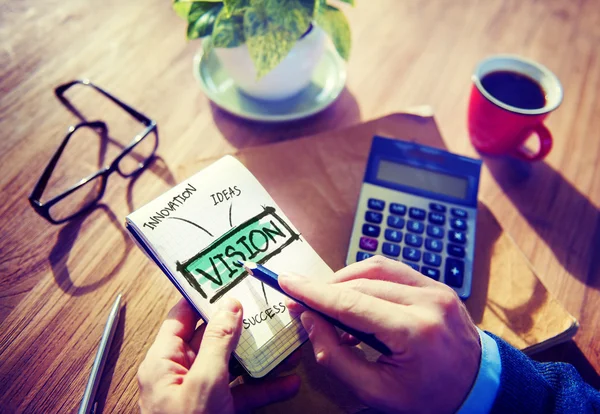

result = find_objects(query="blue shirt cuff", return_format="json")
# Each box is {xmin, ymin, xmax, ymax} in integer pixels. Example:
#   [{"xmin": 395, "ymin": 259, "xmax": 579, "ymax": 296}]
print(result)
[{"xmin": 456, "ymin": 328, "xmax": 502, "ymax": 414}]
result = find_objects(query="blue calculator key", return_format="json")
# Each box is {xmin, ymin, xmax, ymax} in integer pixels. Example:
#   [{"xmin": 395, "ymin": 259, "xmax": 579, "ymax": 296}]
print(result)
[
  {"xmin": 387, "ymin": 215, "xmax": 405, "ymax": 229},
  {"xmin": 428, "ymin": 212, "xmax": 446, "ymax": 225},
  {"xmin": 402, "ymin": 247, "xmax": 421, "ymax": 262},
  {"xmin": 423, "ymin": 252, "xmax": 442, "ymax": 267},
  {"xmin": 426, "ymin": 225, "xmax": 444, "ymax": 239},
  {"xmin": 447, "ymin": 244, "xmax": 466, "ymax": 258},
  {"xmin": 409, "ymin": 207, "xmax": 426, "ymax": 220},
  {"xmin": 365, "ymin": 211, "xmax": 383, "ymax": 224},
  {"xmin": 368, "ymin": 198, "xmax": 385, "ymax": 211},
  {"xmin": 429, "ymin": 203, "xmax": 447, "ymax": 213},
  {"xmin": 448, "ymin": 230, "xmax": 467, "ymax": 244},
  {"xmin": 385, "ymin": 229, "xmax": 403, "ymax": 242},
  {"xmin": 403, "ymin": 261, "xmax": 420, "ymax": 271},
  {"xmin": 405, "ymin": 233, "xmax": 423, "ymax": 247},
  {"xmin": 389, "ymin": 203, "xmax": 407, "ymax": 216},
  {"xmin": 382, "ymin": 242, "xmax": 401, "ymax": 257},
  {"xmin": 451, "ymin": 208, "xmax": 468, "ymax": 218},
  {"xmin": 445, "ymin": 258, "xmax": 465, "ymax": 287},
  {"xmin": 359, "ymin": 237, "xmax": 378, "ymax": 252},
  {"xmin": 425, "ymin": 238, "xmax": 443, "ymax": 252},
  {"xmin": 362, "ymin": 224, "xmax": 380, "ymax": 237},
  {"xmin": 407, "ymin": 220, "xmax": 424, "ymax": 234},
  {"xmin": 356, "ymin": 251, "xmax": 373, "ymax": 262},
  {"xmin": 421, "ymin": 267, "xmax": 440, "ymax": 280},
  {"xmin": 450, "ymin": 218, "xmax": 467, "ymax": 231}
]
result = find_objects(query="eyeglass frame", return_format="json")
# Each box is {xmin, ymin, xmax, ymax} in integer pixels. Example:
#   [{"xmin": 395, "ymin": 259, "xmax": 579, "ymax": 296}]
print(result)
[{"xmin": 29, "ymin": 79, "xmax": 159, "ymax": 224}]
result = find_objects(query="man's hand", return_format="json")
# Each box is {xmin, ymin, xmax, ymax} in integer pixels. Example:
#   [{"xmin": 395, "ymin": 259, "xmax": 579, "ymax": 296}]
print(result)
[
  {"xmin": 137, "ymin": 297, "xmax": 300, "ymax": 414},
  {"xmin": 280, "ymin": 256, "xmax": 481, "ymax": 414}
]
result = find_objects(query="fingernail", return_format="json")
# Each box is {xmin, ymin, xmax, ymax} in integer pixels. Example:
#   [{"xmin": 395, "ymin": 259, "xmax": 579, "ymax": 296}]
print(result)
[
  {"xmin": 301, "ymin": 313, "xmax": 314, "ymax": 334},
  {"xmin": 279, "ymin": 273, "xmax": 307, "ymax": 285},
  {"xmin": 219, "ymin": 297, "xmax": 241, "ymax": 314}
]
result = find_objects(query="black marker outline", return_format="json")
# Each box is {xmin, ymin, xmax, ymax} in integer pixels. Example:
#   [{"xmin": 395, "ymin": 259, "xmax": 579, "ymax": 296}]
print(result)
[{"xmin": 175, "ymin": 206, "xmax": 299, "ymax": 303}]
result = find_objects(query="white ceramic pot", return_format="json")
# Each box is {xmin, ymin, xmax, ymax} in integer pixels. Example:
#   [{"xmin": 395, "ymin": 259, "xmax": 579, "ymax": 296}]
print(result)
[{"xmin": 213, "ymin": 25, "xmax": 326, "ymax": 101}]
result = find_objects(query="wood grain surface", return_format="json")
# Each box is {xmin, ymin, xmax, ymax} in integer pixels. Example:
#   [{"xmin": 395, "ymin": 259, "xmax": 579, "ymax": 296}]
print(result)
[{"xmin": 1, "ymin": 0, "xmax": 599, "ymax": 412}]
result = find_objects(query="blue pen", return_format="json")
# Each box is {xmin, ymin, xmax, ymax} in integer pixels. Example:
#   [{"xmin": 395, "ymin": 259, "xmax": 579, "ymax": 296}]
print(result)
[{"xmin": 240, "ymin": 260, "xmax": 392, "ymax": 356}]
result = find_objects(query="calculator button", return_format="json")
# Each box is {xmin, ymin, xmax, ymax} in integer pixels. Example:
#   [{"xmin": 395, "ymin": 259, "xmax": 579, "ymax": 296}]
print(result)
[
  {"xmin": 385, "ymin": 229, "xmax": 403, "ymax": 242},
  {"xmin": 362, "ymin": 224, "xmax": 380, "ymax": 237},
  {"xmin": 356, "ymin": 252, "xmax": 373, "ymax": 262},
  {"xmin": 403, "ymin": 261, "xmax": 420, "ymax": 271},
  {"xmin": 448, "ymin": 230, "xmax": 466, "ymax": 244},
  {"xmin": 426, "ymin": 225, "xmax": 444, "ymax": 239},
  {"xmin": 365, "ymin": 211, "xmax": 383, "ymax": 224},
  {"xmin": 428, "ymin": 212, "xmax": 446, "ymax": 225},
  {"xmin": 389, "ymin": 203, "xmax": 407, "ymax": 216},
  {"xmin": 429, "ymin": 203, "xmax": 447, "ymax": 213},
  {"xmin": 450, "ymin": 218, "xmax": 467, "ymax": 231},
  {"xmin": 423, "ymin": 252, "xmax": 442, "ymax": 267},
  {"xmin": 447, "ymin": 244, "xmax": 465, "ymax": 258},
  {"xmin": 387, "ymin": 215, "xmax": 405, "ymax": 229},
  {"xmin": 405, "ymin": 234, "xmax": 423, "ymax": 247},
  {"xmin": 451, "ymin": 208, "xmax": 468, "ymax": 218},
  {"xmin": 421, "ymin": 267, "xmax": 440, "ymax": 280},
  {"xmin": 368, "ymin": 198, "xmax": 385, "ymax": 211},
  {"xmin": 445, "ymin": 258, "xmax": 465, "ymax": 287},
  {"xmin": 359, "ymin": 237, "xmax": 378, "ymax": 252},
  {"xmin": 407, "ymin": 220, "xmax": 424, "ymax": 234},
  {"xmin": 425, "ymin": 238, "xmax": 443, "ymax": 252},
  {"xmin": 402, "ymin": 247, "xmax": 421, "ymax": 262},
  {"xmin": 382, "ymin": 242, "xmax": 401, "ymax": 257},
  {"xmin": 409, "ymin": 207, "xmax": 426, "ymax": 220}
]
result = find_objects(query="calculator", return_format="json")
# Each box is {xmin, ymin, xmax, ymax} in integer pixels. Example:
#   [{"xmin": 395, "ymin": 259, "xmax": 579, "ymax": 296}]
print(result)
[{"xmin": 346, "ymin": 136, "xmax": 482, "ymax": 299}]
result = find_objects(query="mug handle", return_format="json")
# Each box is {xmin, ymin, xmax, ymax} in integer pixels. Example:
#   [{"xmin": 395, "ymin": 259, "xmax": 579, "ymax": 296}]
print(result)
[{"xmin": 512, "ymin": 123, "xmax": 553, "ymax": 162}]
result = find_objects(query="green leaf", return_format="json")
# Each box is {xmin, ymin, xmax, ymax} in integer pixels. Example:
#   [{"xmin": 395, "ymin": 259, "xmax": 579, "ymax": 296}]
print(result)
[
  {"xmin": 187, "ymin": 3, "xmax": 223, "ymax": 39},
  {"xmin": 223, "ymin": 0, "xmax": 250, "ymax": 16},
  {"xmin": 211, "ymin": 7, "xmax": 246, "ymax": 47},
  {"xmin": 336, "ymin": 0, "xmax": 355, "ymax": 5},
  {"xmin": 173, "ymin": 0, "xmax": 224, "ymax": 19},
  {"xmin": 316, "ymin": 4, "xmax": 351, "ymax": 60},
  {"xmin": 243, "ymin": 0, "xmax": 313, "ymax": 77}
]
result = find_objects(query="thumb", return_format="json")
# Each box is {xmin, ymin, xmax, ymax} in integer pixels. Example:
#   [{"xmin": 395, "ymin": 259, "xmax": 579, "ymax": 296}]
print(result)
[{"xmin": 189, "ymin": 297, "xmax": 243, "ymax": 382}]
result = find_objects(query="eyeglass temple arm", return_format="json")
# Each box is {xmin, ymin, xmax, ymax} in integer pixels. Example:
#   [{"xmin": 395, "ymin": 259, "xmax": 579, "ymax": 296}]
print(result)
[
  {"xmin": 55, "ymin": 79, "xmax": 154, "ymax": 127},
  {"xmin": 29, "ymin": 121, "xmax": 107, "ymax": 204}
]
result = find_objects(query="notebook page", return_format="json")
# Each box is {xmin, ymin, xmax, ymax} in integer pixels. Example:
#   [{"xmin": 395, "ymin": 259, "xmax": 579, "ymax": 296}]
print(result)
[{"xmin": 126, "ymin": 155, "xmax": 333, "ymax": 377}]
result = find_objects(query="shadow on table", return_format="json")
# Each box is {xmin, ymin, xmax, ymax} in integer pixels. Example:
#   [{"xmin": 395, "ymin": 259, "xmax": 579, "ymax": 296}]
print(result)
[
  {"xmin": 483, "ymin": 156, "xmax": 600, "ymax": 288},
  {"xmin": 126, "ymin": 155, "xmax": 177, "ymax": 212},
  {"xmin": 94, "ymin": 304, "xmax": 127, "ymax": 413},
  {"xmin": 210, "ymin": 87, "xmax": 361, "ymax": 148},
  {"xmin": 49, "ymin": 205, "xmax": 132, "ymax": 296},
  {"xmin": 532, "ymin": 340, "xmax": 600, "ymax": 390}
]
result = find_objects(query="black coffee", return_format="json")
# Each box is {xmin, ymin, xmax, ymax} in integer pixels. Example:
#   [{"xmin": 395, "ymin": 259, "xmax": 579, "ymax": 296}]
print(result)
[{"xmin": 481, "ymin": 70, "xmax": 546, "ymax": 110}]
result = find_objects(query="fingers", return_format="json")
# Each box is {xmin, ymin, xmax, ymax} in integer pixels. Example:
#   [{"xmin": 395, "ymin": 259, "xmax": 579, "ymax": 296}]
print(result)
[
  {"xmin": 188, "ymin": 297, "xmax": 243, "ymax": 383},
  {"xmin": 156, "ymin": 298, "xmax": 201, "ymax": 343},
  {"xmin": 300, "ymin": 311, "xmax": 383, "ymax": 396},
  {"xmin": 232, "ymin": 374, "xmax": 301, "ymax": 413},
  {"xmin": 279, "ymin": 273, "xmax": 408, "ymax": 334},
  {"xmin": 337, "ymin": 278, "xmax": 424, "ymax": 305},
  {"xmin": 330, "ymin": 256, "xmax": 433, "ymax": 287}
]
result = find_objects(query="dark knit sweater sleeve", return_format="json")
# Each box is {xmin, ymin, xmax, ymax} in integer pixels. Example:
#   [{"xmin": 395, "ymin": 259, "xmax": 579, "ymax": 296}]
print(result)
[{"xmin": 489, "ymin": 333, "xmax": 600, "ymax": 413}]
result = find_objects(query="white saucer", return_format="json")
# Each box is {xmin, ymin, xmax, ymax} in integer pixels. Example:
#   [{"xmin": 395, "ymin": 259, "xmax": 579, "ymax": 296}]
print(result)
[{"xmin": 193, "ymin": 45, "xmax": 347, "ymax": 122}]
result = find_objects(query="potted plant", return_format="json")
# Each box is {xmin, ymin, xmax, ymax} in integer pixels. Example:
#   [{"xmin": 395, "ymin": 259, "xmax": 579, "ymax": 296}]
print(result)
[{"xmin": 173, "ymin": 0, "xmax": 353, "ymax": 100}]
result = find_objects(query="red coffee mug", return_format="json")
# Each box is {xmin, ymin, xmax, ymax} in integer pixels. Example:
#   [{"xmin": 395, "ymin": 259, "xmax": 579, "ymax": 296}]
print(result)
[{"xmin": 468, "ymin": 55, "xmax": 563, "ymax": 161}]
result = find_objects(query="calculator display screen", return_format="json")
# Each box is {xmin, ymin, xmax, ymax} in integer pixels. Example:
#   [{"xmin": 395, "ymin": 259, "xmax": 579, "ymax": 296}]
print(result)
[{"xmin": 376, "ymin": 160, "xmax": 468, "ymax": 200}]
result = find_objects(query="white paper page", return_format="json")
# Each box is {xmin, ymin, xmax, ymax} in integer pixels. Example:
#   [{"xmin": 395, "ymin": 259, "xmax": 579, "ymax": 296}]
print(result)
[{"xmin": 127, "ymin": 156, "xmax": 333, "ymax": 376}]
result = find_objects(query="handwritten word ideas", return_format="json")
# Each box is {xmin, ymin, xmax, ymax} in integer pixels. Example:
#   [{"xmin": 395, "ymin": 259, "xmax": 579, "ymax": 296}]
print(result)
[
  {"xmin": 143, "ymin": 183, "xmax": 197, "ymax": 230},
  {"xmin": 176, "ymin": 207, "xmax": 299, "ymax": 303},
  {"xmin": 211, "ymin": 186, "xmax": 241, "ymax": 206}
]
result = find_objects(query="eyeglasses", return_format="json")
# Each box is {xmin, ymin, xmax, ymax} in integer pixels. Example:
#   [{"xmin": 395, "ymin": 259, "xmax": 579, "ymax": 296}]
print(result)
[{"xmin": 29, "ymin": 79, "xmax": 159, "ymax": 224}]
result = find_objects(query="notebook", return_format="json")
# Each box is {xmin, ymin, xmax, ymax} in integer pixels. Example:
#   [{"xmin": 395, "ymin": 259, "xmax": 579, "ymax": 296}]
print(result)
[{"xmin": 126, "ymin": 155, "xmax": 333, "ymax": 378}]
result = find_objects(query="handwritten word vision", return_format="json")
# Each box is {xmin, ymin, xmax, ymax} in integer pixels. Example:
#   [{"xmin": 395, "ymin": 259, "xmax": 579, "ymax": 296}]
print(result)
[
  {"xmin": 176, "ymin": 206, "xmax": 299, "ymax": 303},
  {"xmin": 242, "ymin": 302, "xmax": 287, "ymax": 329},
  {"xmin": 142, "ymin": 183, "xmax": 197, "ymax": 230}
]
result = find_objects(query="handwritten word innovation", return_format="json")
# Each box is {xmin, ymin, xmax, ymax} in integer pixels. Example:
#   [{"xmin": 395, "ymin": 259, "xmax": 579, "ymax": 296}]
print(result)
[{"xmin": 142, "ymin": 183, "xmax": 197, "ymax": 230}]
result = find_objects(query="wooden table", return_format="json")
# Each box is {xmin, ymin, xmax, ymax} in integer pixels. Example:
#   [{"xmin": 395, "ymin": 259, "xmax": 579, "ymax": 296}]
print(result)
[{"xmin": 1, "ymin": 0, "xmax": 598, "ymax": 411}]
